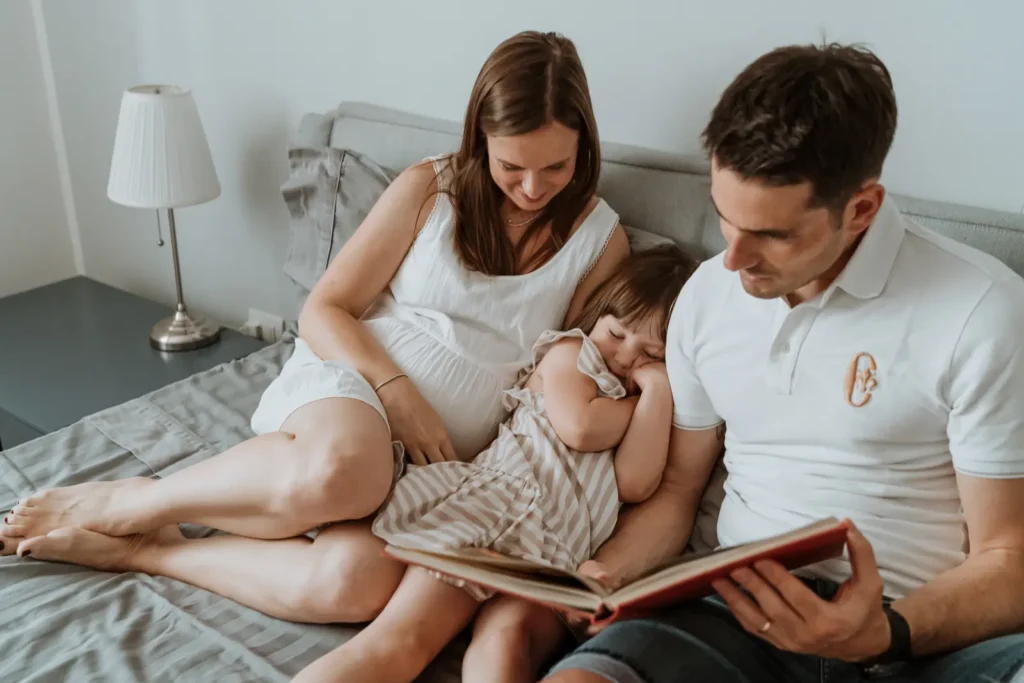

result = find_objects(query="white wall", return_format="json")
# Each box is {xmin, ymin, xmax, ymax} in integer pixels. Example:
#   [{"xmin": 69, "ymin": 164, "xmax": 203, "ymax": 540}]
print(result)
[
  {"xmin": 40, "ymin": 0, "xmax": 1024, "ymax": 326},
  {"xmin": 0, "ymin": 1, "xmax": 75, "ymax": 299}
]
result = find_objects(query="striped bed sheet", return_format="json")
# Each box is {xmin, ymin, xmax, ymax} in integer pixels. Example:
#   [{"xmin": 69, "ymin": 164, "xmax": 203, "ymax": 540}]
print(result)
[{"xmin": 0, "ymin": 339, "xmax": 465, "ymax": 683}]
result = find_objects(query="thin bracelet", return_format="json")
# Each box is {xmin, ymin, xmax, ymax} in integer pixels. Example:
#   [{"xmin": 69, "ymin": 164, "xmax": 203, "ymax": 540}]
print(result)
[{"xmin": 374, "ymin": 373, "xmax": 408, "ymax": 392}]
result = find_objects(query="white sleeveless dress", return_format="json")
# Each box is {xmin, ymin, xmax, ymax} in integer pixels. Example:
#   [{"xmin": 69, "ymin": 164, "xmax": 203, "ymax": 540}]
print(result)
[
  {"xmin": 372, "ymin": 329, "xmax": 627, "ymax": 599},
  {"xmin": 251, "ymin": 156, "xmax": 621, "ymax": 466}
]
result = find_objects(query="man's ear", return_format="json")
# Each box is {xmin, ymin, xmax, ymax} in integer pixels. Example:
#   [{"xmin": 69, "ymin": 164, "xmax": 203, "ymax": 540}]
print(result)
[{"xmin": 844, "ymin": 182, "xmax": 886, "ymax": 236}]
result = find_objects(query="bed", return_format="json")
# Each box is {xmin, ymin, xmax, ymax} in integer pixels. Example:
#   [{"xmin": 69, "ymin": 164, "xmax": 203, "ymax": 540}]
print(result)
[{"xmin": 3, "ymin": 102, "xmax": 1024, "ymax": 682}]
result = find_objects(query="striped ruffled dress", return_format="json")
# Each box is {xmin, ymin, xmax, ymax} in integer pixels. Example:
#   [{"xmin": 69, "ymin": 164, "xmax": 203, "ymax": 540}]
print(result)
[{"xmin": 371, "ymin": 329, "xmax": 627, "ymax": 597}]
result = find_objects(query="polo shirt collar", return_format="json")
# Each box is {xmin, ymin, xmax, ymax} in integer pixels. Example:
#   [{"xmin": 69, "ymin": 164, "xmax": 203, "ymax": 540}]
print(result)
[{"xmin": 829, "ymin": 194, "xmax": 906, "ymax": 302}]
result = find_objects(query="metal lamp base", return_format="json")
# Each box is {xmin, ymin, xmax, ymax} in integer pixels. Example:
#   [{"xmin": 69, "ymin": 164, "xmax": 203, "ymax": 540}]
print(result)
[
  {"xmin": 147, "ymin": 207, "xmax": 221, "ymax": 352},
  {"xmin": 150, "ymin": 308, "xmax": 221, "ymax": 352}
]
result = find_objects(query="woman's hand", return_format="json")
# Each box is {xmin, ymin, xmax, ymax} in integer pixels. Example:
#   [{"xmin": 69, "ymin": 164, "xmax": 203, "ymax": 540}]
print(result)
[
  {"xmin": 629, "ymin": 362, "xmax": 670, "ymax": 396},
  {"xmin": 375, "ymin": 376, "xmax": 457, "ymax": 465}
]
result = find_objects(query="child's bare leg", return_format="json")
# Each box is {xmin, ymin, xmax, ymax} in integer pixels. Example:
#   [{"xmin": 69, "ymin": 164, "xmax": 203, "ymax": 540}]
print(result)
[
  {"xmin": 293, "ymin": 567, "xmax": 479, "ymax": 683},
  {"xmin": 463, "ymin": 596, "xmax": 570, "ymax": 683}
]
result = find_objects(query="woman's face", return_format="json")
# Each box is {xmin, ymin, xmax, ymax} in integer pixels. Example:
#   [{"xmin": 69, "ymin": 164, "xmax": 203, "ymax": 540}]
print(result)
[{"xmin": 486, "ymin": 121, "xmax": 579, "ymax": 212}]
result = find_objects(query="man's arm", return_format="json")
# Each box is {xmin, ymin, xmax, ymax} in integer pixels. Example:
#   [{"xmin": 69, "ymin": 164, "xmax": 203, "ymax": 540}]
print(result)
[
  {"xmin": 590, "ymin": 423, "xmax": 724, "ymax": 586},
  {"xmin": 715, "ymin": 281, "xmax": 1024, "ymax": 662},
  {"xmin": 892, "ymin": 477, "xmax": 1024, "ymax": 656},
  {"xmin": 591, "ymin": 265, "xmax": 725, "ymax": 584},
  {"xmin": 895, "ymin": 280, "xmax": 1024, "ymax": 655},
  {"xmin": 717, "ymin": 476, "xmax": 1024, "ymax": 663}
]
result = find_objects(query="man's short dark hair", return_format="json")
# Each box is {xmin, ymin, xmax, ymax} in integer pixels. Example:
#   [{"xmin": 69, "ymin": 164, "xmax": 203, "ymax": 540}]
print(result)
[{"xmin": 702, "ymin": 42, "xmax": 898, "ymax": 212}]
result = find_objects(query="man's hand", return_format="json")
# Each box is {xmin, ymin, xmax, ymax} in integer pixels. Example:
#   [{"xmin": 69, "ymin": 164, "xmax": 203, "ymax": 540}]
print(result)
[{"xmin": 711, "ymin": 524, "xmax": 893, "ymax": 662}]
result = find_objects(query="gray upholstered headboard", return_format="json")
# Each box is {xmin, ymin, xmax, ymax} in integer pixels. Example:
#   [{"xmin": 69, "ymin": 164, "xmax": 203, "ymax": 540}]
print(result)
[
  {"xmin": 282, "ymin": 102, "xmax": 1024, "ymax": 554},
  {"xmin": 290, "ymin": 100, "xmax": 1024, "ymax": 281}
]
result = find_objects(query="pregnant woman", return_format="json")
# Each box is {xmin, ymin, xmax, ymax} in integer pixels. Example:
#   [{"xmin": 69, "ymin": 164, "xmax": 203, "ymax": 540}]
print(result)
[{"xmin": 2, "ymin": 29, "xmax": 630, "ymax": 635}]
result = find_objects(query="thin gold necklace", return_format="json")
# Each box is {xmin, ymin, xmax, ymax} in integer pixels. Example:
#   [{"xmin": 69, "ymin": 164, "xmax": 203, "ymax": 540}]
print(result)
[{"xmin": 506, "ymin": 211, "xmax": 541, "ymax": 228}]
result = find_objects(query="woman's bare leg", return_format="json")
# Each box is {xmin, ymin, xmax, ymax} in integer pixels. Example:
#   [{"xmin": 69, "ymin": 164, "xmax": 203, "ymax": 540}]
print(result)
[
  {"xmin": 463, "ymin": 596, "xmax": 570, "ymax": 683},
  {"xmin": 8, "ymin": 519, "xmax": 406, "ymax": 624},
  {"xmin": 1, "ymin": 398, "xmax": 394, "ymax": 541},
  {"xmin": 293, "ymin": 568, "xmax": 479, "ymax": 683}
]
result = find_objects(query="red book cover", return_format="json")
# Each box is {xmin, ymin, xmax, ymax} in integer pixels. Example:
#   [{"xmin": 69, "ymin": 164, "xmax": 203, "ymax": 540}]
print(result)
[
  {"xmin": 384, "ymin": 517, "xmax": 851, "ymax": 626},
  {"xmin": 590, "ymin": 518, "xmax": 851, "ymax": 625}
]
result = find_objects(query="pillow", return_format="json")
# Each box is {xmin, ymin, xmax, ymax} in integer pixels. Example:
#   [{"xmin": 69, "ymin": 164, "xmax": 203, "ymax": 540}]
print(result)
[
  {"xmin": 623, "ymin": 224, "xmax": 676, "ymax": 252},
  {"xmin": 281, "ymin": 146, "xmax": 396, "ymax": 292}
]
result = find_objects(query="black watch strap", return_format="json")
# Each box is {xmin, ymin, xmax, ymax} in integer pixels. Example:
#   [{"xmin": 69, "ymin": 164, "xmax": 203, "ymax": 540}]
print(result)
[{"xmin": 860, "ymin": 605, "xmax": 913, "ymax": 673}]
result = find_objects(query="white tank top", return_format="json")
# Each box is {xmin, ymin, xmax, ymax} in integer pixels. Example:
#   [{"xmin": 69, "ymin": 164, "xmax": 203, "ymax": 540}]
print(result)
[{"xmin": 362, "ymin": 156, "xmax": 620, "ymax": 459}]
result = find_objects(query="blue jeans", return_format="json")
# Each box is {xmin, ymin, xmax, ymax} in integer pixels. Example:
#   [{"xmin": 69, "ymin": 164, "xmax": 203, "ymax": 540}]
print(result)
[{"xmin": 547, "ymin": 579, "xmax": 1024, "ymax": 683}]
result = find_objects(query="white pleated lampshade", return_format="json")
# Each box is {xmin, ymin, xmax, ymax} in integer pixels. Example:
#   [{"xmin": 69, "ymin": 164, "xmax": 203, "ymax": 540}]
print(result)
[{"xmin": 107, "ymin": 84, "xmax": 221, "ymax": 209}]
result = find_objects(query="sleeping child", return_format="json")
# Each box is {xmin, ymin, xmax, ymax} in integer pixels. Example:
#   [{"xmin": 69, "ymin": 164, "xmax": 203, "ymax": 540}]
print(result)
[{"xmin": 319, "ymin": 244, "xmax": 697, "ymax": 683}]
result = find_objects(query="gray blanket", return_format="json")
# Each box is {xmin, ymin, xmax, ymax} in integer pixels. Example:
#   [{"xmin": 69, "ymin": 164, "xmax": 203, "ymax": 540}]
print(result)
[{"xmin": 0, "ymin": 340, "xmax": 465, "ymax": 682}]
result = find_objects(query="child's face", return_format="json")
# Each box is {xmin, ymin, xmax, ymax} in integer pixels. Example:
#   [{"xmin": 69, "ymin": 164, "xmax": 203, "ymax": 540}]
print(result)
[{"xmin": 589, "ymin": 315, "xmax": 665, "ymax": 384}]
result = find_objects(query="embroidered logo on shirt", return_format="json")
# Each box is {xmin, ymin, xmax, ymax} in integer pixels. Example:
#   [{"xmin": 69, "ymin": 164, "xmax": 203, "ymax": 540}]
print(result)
[{"xmin": 844, "ymin": 352, "xmax": 878, "ymax": 407}]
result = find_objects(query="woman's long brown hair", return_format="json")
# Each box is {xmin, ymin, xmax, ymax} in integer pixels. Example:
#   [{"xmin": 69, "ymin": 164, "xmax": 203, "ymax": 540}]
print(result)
[{"xmin": 444, "ymin": 31, "xmax": 601, "ymax": 276}]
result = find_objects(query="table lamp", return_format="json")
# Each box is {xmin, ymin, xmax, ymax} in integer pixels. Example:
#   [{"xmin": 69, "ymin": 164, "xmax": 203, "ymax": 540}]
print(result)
[{"xmin": 106, "ymin": 84, "xmax": 222, "ymax": 352}]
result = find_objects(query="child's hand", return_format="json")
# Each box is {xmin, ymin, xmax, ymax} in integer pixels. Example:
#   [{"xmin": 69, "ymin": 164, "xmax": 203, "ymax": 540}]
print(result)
[
  {"xmin": 555, "ymin": 560, "xmax": 628, "ymax": 636},
  {"xmin": 630, "ymin": 362, "xmax": 670, "ymax": 395},
  {"xmin": 577, "ymin": 559, "xmax": 626, "ymax": 591}
]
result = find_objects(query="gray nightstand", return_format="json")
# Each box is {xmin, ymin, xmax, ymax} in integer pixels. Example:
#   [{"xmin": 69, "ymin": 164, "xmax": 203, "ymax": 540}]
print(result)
[{"xmin": 0, "ymin": 276, "xmax": 267, "ymax": 451}]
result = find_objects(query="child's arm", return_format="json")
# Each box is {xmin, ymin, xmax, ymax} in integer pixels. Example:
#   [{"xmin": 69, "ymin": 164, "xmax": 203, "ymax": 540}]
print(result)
[
  {"xmin": 614, "ymin": 362, "xmax": 673, "ymax": 503},
  {"xmin": 539, "ymin": 339, "xmax": 639, "ymax": 453}
]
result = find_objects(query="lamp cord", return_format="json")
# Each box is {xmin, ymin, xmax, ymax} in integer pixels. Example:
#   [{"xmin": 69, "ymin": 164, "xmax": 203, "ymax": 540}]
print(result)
[{"xmin": 155, "ymin": 209, "xmax": 165, "ymax": 247}]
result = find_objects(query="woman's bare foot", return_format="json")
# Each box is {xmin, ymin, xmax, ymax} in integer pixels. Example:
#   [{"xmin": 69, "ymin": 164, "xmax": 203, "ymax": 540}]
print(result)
[
  {"xmin": 2, "ymin": 478, "xmax": 156, "ymax": 541},
  {"xmin": 13, "ymin": 525, "xmax": 185, "ymax": 573}
]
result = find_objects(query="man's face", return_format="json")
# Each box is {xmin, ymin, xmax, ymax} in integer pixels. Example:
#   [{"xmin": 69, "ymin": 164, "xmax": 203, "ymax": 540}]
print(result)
[{"xmin": 710, "ymin": 161, "xmax": 874, "ymax": 304}]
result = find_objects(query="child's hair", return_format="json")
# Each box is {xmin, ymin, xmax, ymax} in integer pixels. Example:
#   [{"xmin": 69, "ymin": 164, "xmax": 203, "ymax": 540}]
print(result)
[{"xmin": 569, "ymin": 242, "xmax": 699, "ymax": 341}]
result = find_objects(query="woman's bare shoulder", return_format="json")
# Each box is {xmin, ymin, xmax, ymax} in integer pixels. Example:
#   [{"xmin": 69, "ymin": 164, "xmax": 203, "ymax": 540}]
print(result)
[
  {"xmin": 569, "ymin": 195, "xmax": 603, "ymax": 232},
  {"xmin": 387, "ymin": 160, "xmax": 445, "ymax": 235},
  {"xmin": 397, "ymin": 159, "xmax": 442, "ymax": 192}
]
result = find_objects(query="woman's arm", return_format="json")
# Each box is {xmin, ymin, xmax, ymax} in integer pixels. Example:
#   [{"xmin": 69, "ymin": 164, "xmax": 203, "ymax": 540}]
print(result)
[
  {"xmin": 298, "ymin": 162, "xmax": 436, "ymax": 386},
  {"xmin": 562, "ymin": 223, "xmax": 630, "ymax": 327},
  {"xmin": 539, "ymin": 339, "xmax": 639, "ymax": 453},
  {"xmin": 614, "ymin": 364, "xmax": 673, "ymax": 503},
  {"xmin": 299, "ymin": 162, "xmax": 458, "ymax": 464}
]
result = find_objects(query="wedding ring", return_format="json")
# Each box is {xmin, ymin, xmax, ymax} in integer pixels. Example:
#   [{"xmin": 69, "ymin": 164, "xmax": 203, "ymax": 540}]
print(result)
[{"xmin": 759, "ymin": 620, "xmax": 773, "ymax": 634}]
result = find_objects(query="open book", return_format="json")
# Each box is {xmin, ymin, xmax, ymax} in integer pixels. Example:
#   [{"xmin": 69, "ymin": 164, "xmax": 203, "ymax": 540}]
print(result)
[{"xmin": 384, "ymin": 517, "xmax": 851, "ymax": 626}]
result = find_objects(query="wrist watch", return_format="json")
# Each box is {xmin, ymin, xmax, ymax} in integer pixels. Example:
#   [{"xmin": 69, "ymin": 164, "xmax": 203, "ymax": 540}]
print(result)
[{"xmin": 858, "ymin": 604, "xmax": 913, "ymax": 677}]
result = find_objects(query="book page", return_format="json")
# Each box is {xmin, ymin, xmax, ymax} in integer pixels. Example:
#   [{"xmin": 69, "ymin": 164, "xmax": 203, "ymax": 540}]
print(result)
[
  {"xmin": 393, "ymin": 547, "xmax": 614, "ymax": 596},
  {"xmin": 384, "ymin": 546, "xmax": 606, "ymax": 613},
  {"xmin": 605, "ymin": 518, "xmax": 844, "ymax": 608}
]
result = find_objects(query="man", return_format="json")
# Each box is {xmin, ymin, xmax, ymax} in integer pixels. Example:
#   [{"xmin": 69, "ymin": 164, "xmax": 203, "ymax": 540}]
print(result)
[{"xmin": 545, "ymin": 43, "xmax": 1024, "ymax": 683}]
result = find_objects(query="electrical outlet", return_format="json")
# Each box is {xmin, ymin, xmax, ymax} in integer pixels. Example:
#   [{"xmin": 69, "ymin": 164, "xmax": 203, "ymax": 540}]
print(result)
[{"xmin": 241, "ymin": 307, "xmax": 286, "ymax": 343}]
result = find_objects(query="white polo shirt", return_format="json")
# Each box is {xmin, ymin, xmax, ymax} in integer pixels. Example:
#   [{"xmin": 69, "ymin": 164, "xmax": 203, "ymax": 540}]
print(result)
[{"xmin": 667, "ymin": 196, "xmax": 1024, "ymax": 598}]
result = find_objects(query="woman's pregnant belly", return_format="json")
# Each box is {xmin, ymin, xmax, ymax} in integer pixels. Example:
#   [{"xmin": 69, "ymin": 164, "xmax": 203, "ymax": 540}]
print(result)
[{"xmin": 365, "ymin": 316, "xmax": 512, "ymax": 460}]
